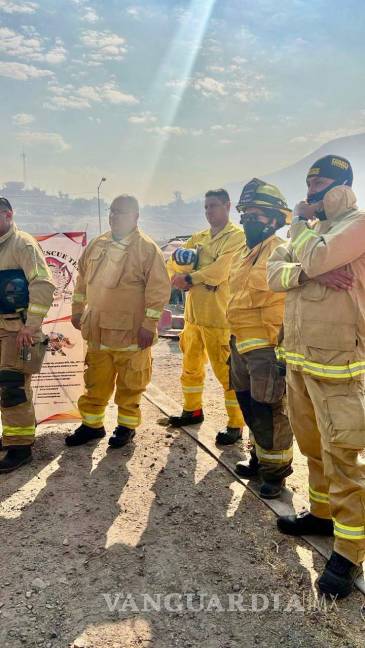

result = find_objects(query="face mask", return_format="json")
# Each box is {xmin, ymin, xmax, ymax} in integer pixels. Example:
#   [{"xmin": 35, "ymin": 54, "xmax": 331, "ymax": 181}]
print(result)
[{"xmin": 243, "ymin": 220, "xmax": 275, "ymax": 249}]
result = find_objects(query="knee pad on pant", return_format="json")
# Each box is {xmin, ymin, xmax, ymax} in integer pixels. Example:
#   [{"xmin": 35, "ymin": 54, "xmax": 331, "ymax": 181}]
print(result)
[{"xmin": 0, "ymin": 370, "xmax": 27, "ymax": 408}]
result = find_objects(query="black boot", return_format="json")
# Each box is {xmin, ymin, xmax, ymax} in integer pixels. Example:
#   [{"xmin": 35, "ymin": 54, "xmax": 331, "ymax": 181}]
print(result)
[
  {"xmin": 215, "ymin": 427, "xmax": 242, "ymax": 445},
  {"xmin": 318, "ymin": 551, "xmax": 362, "ymax": 599},
  {"xmin": 259, "ymin": 480, "xmax": 285, "ymax": 499},
  {"xmin": 65, "ymin": 424, "xmax": 106, "ymax": 447},
  {"xmin": 0, "ymin": 446, "xmax": 32, "ymax": 473},
  {"xmin": 235, "ymin": 452, "xmax": 259, "ymax": 478},
  {"xmin": 277, "ymin": 511, "xmax": 334, "ymax": 536},
  {"xmin": 108, "ymin": 426, "xmax": 136, "ymax": 448},
  {"xmin": 168, "ymin": 409, "xmax": 204, "ymax": 427}
]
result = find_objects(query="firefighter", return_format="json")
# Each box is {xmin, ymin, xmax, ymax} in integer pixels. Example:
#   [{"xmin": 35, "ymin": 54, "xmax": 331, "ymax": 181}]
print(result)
[
  {"xmin": 67, "ymin": 194, "xmax": 171, "ymax": 448},
  {"xmin": 227, "ymin": 179, "xmax": 293, "ymax": 498},
  {"xmin": 166, "ymin": 189, "xmax": 245, "ymax": 444},
  {"xmin": 0, "ymin": 197, "xmax": 54, "ymax": 472},
  {"xmin": 267, "ymin": 155, "xmax": 365, "ymax": 598}
]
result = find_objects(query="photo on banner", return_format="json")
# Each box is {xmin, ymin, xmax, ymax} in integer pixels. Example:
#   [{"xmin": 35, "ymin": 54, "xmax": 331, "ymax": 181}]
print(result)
[{"xmin": 32, "ymin": 232, "xmax": 87, "ymax": 424}]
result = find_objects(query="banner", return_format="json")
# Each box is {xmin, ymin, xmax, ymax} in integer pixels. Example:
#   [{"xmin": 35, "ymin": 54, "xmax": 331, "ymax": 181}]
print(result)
[{"xmin": 32, "ymin": 232, "xmax": 87, "ymax": 424}]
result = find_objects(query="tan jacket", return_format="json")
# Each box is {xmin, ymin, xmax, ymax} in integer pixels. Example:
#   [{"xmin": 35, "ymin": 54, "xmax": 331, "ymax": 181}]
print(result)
[
  {"xmin": 72, "ymin": 228, "xmax": 171, "ymax": 350},
  {"xmin": 167, "ymin": 221, "xmax": 245, "ymax": 329},
  {"xmin": 227, "ymin": 235, "xmax": 286, "ymax": 353},
  {"xmin": 0, "ymin": 224, "xmax": 54, "ymax": 331},
  {"xmin": 267, "ymin": 187, "xmax": 365, "ymax": 381}
]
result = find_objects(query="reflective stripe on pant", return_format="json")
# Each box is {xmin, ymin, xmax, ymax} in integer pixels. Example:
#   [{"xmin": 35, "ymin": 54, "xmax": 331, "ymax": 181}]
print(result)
[
  {"xmin": 78, "ymin": 346, "xmax": 152, "ymax": 430},
  {"xmin": 286, "ymin": 368, "xmax": 365, "ymax": 565},
  {"xmin": 179, "ymin": 322, "xmax": 243, "ymax": 428},
  {"xmin": 0, "ymin": 331, "xmax": 36, "ymax": 447},
  {"xmin": 230, "ymin": 341, "xmax": 293, "ymax": 482}
]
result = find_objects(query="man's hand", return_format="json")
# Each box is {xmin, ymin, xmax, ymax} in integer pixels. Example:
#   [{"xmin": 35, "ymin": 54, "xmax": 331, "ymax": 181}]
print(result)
[
  {"xmin": 171, "ymin": 274, "xmax": 191, "ymax": 291},
  {"xmin": 293, "ymin": 201, "xmax": 322, "ymax": 222},
  {"xmin": 316, "ymin": 268, "xmax": 354, "ymax": 291},
  {"xmin": 71, "ymin": 314, "xmax": 82, "ymax": 330},
  {"xmin": 16, "ymin": 325, "xmax": 38, "ymax": 349},
  {"xmin": 137, "ymin": 327, "xmax": 154, "ymax": 349}
]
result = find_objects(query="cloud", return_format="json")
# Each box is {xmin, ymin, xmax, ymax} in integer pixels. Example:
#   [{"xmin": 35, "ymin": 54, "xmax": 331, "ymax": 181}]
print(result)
[
  {"xmin": 145, "ymin": 125, "xmax": 203, "ymax": 137},
  {"xmin": 126, "ymin": 6, "xmax": 141, "ymax": 18},
  {"xmin": 193, "ymin": 76, "xmax": 227, "ymax": 97},
  {"xmin": 289, "ymin": 136, "xmax": 308, "ymax": 144},
  {"xmin": 80, "ymin": 29, "xmax": 127, "ymax": 62},
  {"xmin": 206, "ymin": 65, "xmax": 225, "ymax": 73},
  {"xmin": 0, "ymin": 27, "xmax": 67, "ymax": 64},
  {"xmin": 81, "ymin": 6, "xmax": 99, "ymax": 23},
  {"xmin": 44, "ymin": 81, "xmax": 138, "ymax": 110},
  {"xmin": 290, "ymin": 126, "xmax": 365, "ymax": 146},
  {"xmin": 128, "ymin": 111, "xmax": 157, "ymax": 124},
  {"xmin": 146, "ymin": 126, "xmax": 186, "ymax": 137},
  {"xmin": 15, "ymin": 130, "xmax": 70, "ymax": 151},
  {"xmin": 0, "ymin": 61, "xmax": 53, "ymax": 80},
  {"xmin": 211, "ymin": 123, "xmax": 244, "ymax": 134},
  {"xmin": 13, "ymin": 112, "xmax": 34, "ymax": 126},
  {"xmin": 0, "ymin": 0, "xmax": 37, "ymax": 13}
]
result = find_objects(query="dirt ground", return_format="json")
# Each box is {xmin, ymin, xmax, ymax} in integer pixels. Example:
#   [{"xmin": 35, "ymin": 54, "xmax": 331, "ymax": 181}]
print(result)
[{"xmin": 0, "ymin": 338, "xmax": 365, "ymax": 648}]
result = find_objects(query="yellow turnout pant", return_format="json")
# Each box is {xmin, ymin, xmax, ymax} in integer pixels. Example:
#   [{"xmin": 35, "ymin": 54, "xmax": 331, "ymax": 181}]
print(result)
[
  {"xmin": 180, "ymin": 322, "xmax": 243, "ymax": 428},
  {"xmin": 78, "ymin": 346, "xmax": 152, "ymax": 430},
  {"xmin": 287, "ymin": 367, "xmax": 365, "ymax": 565}
]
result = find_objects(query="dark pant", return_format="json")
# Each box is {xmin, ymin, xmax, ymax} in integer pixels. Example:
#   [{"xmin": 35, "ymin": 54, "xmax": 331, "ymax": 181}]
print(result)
[{"xmin": 229, "ymin": 338, "xmax": 293, "ymax": 482}]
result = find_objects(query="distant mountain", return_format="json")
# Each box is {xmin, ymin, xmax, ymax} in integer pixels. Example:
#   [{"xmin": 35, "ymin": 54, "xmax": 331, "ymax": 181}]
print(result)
[
  {"xmin": 223, "ymin": 132, "xmax": 365, "ymax": 209},
  {"xmin": 4, "ymin": 133, "xmax": 365, "ymax": 243}
]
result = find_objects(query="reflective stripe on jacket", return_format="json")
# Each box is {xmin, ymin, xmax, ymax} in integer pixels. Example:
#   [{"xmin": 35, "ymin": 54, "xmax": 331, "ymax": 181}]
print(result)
[
  {"xmin": 227, "ymin": 235, "xmax": 286, "ymax": 353},
  {"xmin": 267, "ymin": 190, "xmax": 365, "ymax": 381}
]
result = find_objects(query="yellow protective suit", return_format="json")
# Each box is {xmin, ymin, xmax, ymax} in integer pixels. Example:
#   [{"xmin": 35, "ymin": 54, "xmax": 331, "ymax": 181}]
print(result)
[
  {"xmin": 227, "ymin": 235, "xmax": 293, "ymax": 480},
  {"xmin": 267, "ymin": 186, "xmax": 365, "ymax": 564},
  {"xmin": 168, "ymin": 222, "xmax": 245, "ymax": 427},
  {"xmin": 72, "ymin": 227, "xmax": 171, "ymax": 430},
  {"xmin": 0, "ymin": 224, "xmax": 54, "ymax": 447}
]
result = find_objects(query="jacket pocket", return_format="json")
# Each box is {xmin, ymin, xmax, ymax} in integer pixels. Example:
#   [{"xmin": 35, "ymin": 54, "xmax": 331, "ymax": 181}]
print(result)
[
  {"xmin": 324, "ymin": 382, "xmax": 365, "ymax": 448},
  {"xmin": 300, "ymin": 281, "xmax": 327, "ymax": 301},
  {"xmin": 125, "ymin": 349, "xmax": 152, "ymax": 391},
  {"xmin": 99, "ymin": 311, "xmax": 134, "ymax": 348},
  {"xmin": 301, "ymin": 322, "xmax": 356, "ymax": 352},
  {"xmin": 301, "ymin": 322, "xmax": 357, "ymax": 372},
  {"xmin": 86, "ymin": 247, "xmax": 105, "ymax": 283}
]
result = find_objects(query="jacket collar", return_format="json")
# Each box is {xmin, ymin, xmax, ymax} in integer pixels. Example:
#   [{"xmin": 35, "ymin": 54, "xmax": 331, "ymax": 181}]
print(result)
[
  {"xmin": 0, "ymin": 223, "xmax": 16, "ymax": 246},
  {"xmin": 208, "ymin": 220, "xmax": 237, "ymax": 242},
  {"xmin": 240, "ymin": 233, "xmax": 277, "ymax": 262},
  {"xmin": 100, "ymin": 227, "xmax": 139, "ymax": 248}
]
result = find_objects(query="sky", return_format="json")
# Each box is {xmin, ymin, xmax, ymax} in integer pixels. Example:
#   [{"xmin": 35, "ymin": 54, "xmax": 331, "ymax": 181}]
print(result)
[{"xmin": 1, "ymin": 0, "xmax": 365, "ymax": 205}]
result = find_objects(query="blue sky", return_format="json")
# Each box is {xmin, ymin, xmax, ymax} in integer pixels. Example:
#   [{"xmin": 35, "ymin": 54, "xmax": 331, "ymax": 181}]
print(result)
[{"xmin": 1, "ymin": 0, "xmax": 365, "ymax": 204}]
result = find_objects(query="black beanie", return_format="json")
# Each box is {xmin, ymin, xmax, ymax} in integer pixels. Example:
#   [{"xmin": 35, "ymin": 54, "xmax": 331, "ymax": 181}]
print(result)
[{"xmin": 306, "ymin": 155, "xmax": 353, "ymax": 187}]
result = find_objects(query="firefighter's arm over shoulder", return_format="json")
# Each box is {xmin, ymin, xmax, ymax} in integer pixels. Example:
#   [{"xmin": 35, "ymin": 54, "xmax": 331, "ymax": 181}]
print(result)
[
  {"xmin": 143, "ymin": 245, "xmax": 172, "ymax": 333},
  {"xmin": 17, "ymin": 239, "xmax": 55, "ymax": 329},
  {"xmin": 290, "ymin": 215, "xmax": 365, "ymax": 278},
  {"xmin": 72, "ymin": 246, "xmax": 88, "ymax": 318},
  {"xmin": 267, "ymin": 242, "xmax": 303, "ymax": 292},
  {"xmin": 190, "ymin": 231, "xmax": 244, "ymax": 287}
]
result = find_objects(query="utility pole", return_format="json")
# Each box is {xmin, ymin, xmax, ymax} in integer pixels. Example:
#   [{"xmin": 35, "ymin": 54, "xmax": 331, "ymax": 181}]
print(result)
[
  {"xmin": 21, "ymin": 149, "xmax": 27, "ymax": 187},
  {"xmin": 97, "ymin": 177, "xmax": 107, "ymax": 234}
]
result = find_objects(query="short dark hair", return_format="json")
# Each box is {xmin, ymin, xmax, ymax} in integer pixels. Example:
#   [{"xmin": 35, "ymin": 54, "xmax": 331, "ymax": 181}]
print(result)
[
  {"xmin": 0, "ymin": 197, "xmax": 12, "ymax": 211},
  {"xmin": 205, "ymin": 188, "xmax": 230, "ymax": 204}
]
